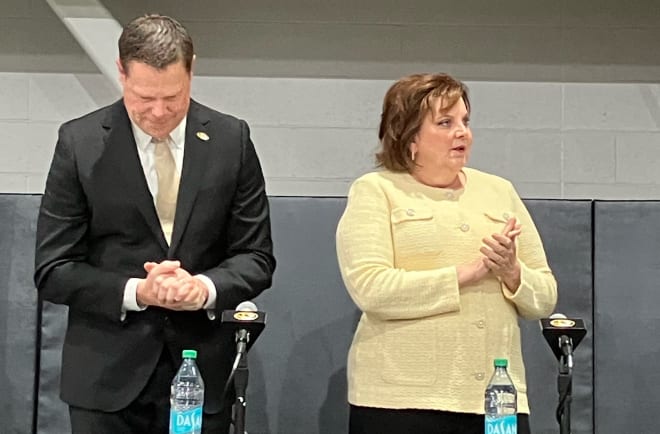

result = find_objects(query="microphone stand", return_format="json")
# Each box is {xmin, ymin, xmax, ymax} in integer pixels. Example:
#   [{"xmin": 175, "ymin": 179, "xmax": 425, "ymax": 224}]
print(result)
[
  {"xmin": 556, "ymin": 336, "xmax": 573, "ymax": 434},
  {"xmin": 233, "ymin": 345, "xmax": 249, "ymax": 434}
]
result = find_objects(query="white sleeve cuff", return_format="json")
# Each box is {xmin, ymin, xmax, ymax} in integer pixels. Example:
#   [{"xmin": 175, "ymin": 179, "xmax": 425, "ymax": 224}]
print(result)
[
  {"xmin": 195, "ymin": 274, "xmax": 217, "ymax": 310},
  {"xmin": 123, "ymin": 278, "xmax": 148, "ymax": 312}
]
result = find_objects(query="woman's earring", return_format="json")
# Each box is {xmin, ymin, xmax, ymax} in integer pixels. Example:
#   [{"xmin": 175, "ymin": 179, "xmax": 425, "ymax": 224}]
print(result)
[{"xmin": 411, "ymin": 149, "xmax": 417, "ymax": 162}]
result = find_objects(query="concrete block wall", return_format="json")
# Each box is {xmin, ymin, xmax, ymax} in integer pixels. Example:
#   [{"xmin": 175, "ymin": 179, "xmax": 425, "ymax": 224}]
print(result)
[{"xmin": 1, "ymin": 0, "xmax": 660, "ymax": 198}]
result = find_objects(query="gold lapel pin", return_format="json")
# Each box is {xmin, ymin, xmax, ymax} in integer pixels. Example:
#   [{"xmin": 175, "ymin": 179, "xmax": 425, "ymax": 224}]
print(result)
[{"xmin": 196, "ymin": 131, "xmax": 210, "ymax": 141}]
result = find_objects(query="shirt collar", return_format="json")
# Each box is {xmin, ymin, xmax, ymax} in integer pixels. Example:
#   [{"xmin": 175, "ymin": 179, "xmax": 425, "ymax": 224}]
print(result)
[{"xmin": 131, "ymin": 117, "xmax": 188, "ymax": 151}]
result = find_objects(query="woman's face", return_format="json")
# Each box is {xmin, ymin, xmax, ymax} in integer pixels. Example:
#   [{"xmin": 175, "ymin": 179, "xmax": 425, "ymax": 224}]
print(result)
[{"xmin": 410, "ymin": 97, "xmax": 472, "ymax": 177}]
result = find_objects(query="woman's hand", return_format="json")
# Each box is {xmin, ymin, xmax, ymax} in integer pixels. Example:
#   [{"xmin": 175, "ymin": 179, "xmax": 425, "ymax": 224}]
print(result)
[
  {"xmin": 456, "ymin": 257, "xmax": 490, "ymax": 287},
  {"xmin": 481, "ymin": 217, "xmax": 522, "ymax": 291}
]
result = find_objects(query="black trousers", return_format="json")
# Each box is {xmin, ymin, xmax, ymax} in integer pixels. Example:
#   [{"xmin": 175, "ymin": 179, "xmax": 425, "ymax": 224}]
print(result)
[
  {"xmin": 349, "ymin": 405, "xmax": 531, "ymax": 434},
  {"xmin": 69, "ymin": 347, "xmax": 232, "ymax": 434}
]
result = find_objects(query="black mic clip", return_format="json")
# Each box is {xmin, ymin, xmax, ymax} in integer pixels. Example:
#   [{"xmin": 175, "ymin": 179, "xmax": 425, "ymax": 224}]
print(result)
[
  {"xmin": 236, "ymin": 329, "xmax": 250, "ymax": 356},
  {"xmin": 558, "ymin": 334, "xmax": 574, "ymax": 369}
]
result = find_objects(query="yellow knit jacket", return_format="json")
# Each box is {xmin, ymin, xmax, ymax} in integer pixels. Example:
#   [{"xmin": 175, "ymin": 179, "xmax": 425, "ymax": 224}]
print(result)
[{"xmin": 336, "ymin": 168, "xmax": 557, "ymax": 414}]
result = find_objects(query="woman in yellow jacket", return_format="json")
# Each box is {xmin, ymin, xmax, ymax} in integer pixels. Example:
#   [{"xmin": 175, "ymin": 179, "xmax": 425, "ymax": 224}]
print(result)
[{"xmin": 336, "ymin": 73, "xmax": 557, "ymax": 434}]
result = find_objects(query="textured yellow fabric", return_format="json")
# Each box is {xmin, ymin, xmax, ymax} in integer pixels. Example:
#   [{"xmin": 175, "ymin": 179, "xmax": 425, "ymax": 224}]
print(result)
[
  {"xmin": 335, "ymin": 167, "xmax": 557, "ymax": 414},
  {"xmin": 153, "ymin": 137, "xmax": 179, "ymax": 244}
]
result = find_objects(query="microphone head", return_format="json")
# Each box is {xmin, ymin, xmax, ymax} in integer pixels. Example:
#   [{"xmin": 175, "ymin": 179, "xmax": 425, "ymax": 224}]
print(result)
[
  {"xmin": 539, "ymin": 313, "xmax": 567, "ymax": 331},
  {"xmin": 236, "ymin": 301, "xmax": 258, "ymax": 312},
  {"xmin": 540, "ymin": 316, "xmax": 587, "ymax": 360}
]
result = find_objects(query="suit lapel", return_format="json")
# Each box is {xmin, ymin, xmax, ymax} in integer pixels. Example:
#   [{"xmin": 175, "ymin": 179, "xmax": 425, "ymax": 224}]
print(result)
[
  {"xmin": 102, "ymin": 101, "xmax": 169, "ymax": 252},
  {"xmin": 170, "ymin": 101, "xmax": 211, "ymax": 252}
]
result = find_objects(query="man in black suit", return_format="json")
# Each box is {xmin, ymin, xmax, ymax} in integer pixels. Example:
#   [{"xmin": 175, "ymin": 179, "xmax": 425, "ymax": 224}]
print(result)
[{"xmin": 34, "ymin": 14, "xmax": 275, "ymax": 434}]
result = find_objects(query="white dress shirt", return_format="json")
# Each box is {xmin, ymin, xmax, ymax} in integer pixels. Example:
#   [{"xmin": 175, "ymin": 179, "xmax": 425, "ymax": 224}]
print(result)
[{"xmin": 121, "ymin": 117, "xmax": 217, "ymax": 318}]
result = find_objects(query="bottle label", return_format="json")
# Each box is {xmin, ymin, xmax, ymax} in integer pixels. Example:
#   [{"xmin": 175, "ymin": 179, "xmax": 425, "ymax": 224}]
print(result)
[
  {"xmin": 485, "ymin": 414, "xmax": 517, "ymax": 434},
  {"xmin": 169, "ymin": 407, "xmax": 203, "ymax": 434}
]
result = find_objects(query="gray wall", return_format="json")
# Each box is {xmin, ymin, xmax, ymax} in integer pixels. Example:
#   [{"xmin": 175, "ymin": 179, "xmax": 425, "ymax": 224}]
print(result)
[
  {"xmin": 0, "ymin": 195, "xmax": 40, "ymax": 434},
  {"xmin": 593, "ymin": 202, "xmax": 660, "ymax": 434},
  {"xmin": 1, "ymin": 0, "xmax": 660, "ymax": 198}
]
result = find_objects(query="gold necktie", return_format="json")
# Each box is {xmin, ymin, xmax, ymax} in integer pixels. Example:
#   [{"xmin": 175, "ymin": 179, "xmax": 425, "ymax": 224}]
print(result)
[{"xmin": 153, "ymin": 137, "xmax": 179, "ymax": 244}]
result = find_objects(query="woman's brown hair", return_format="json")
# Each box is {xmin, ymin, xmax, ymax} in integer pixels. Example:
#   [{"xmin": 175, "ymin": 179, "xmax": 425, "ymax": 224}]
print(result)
[{"xmin": 376, "ymin": 73, "xmax": 470, "ymax": 172}]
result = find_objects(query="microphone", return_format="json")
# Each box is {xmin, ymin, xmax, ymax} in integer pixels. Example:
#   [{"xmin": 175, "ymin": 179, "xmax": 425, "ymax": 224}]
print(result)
[
  {"xmin": 540, "ymin": 313, "xmax": 587, "ymax": 362},
  {"xmin": 221, "ymin": 301, "xmax": 266, "ymax": 356},
  {"xmin": 236, "ymin": 301, "xmax": 256, "ymax": 356},
  {"xmin": 221, "ymin": 301, "xmax": 266, "ymax": 415}
]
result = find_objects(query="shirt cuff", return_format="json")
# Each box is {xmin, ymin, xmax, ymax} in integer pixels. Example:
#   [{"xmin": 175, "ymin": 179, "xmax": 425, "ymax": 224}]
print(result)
[
  {"xmin": 121, "ymin": 278, "xmax": 148, "ymax": 321},
  {"xmin": 123, "ymin": 278, "xmax": 148, "ymax": 312},
  {"xmin": 195, "ymin": 274, "xmax": 217, "ymax": 318}
]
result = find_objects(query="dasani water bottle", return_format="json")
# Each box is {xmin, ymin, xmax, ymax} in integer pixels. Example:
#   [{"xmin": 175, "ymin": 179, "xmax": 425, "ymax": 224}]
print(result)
[
  {"xmin": 170, "ymin": 349, "xmax": 205, "ymax": 434},
  {"xmin": 484, "ymin": 358, "xmax": 517, "ymax": 434}
]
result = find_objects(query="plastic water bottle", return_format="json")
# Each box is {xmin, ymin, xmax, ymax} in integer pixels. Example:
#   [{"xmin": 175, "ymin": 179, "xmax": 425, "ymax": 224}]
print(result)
[
  {"xmin": 170, "ymin": 349, "xmax": 205, "ymax": 434},
  {"xmin": 484, "ymin": 358, "xmax": 517, "ymax": 434}
]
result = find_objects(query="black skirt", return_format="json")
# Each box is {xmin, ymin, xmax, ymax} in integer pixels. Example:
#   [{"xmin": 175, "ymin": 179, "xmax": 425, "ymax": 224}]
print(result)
[{"xmin": 349, "ymin": 405, "xmax": 531, "ymax": 434}]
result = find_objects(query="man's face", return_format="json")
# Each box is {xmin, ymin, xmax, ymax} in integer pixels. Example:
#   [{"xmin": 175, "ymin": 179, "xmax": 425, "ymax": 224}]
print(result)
[{"xmin": 118, "ymin": 59, "xmax": 192, "ymax": 139}]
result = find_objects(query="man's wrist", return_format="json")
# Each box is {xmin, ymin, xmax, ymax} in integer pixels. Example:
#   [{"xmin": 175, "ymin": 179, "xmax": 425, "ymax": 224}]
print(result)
[{"xmin": 194, "ymin": 274, "xmax": 217, "ymax": 310}]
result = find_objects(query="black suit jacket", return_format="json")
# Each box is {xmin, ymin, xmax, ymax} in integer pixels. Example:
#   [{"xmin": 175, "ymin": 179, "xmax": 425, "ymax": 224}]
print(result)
[{"xmin": 34, "ymin": 99, "xmax": 276, "ymax": 412}]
